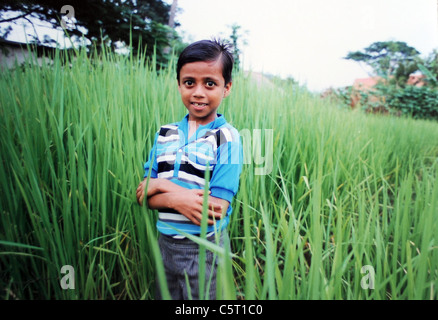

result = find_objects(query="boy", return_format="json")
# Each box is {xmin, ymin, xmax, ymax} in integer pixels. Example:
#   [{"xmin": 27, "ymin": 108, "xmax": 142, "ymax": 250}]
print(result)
[{"xmin": 136, "ymin": 39, "xmax": 243, "ymax": 300}]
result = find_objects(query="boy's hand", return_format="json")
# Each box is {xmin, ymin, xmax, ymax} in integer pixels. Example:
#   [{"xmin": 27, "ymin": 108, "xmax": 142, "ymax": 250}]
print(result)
[
  {"xmin": 136, "ymin": 178, "xmax": 155, "ymax": 206},
  {"xmin": 169, "ymin": 189, "xmax": 225, "ymax": 226}
]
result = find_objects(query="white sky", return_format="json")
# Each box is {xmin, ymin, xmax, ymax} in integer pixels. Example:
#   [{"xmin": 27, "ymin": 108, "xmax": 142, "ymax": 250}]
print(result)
[{"xmin": 172, "ymin": 0, "xmax": 438, "ymax": 92}]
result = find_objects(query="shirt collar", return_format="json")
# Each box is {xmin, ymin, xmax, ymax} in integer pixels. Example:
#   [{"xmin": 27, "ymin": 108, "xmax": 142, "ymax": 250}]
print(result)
[{"xmin": 179, "ymin": 113, "xmax": 226, "ymax": 139}]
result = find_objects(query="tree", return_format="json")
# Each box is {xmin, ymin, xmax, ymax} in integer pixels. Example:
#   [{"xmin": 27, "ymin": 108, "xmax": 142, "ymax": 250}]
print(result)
[
  {"xmin": 228, "ymin": 23, "xmax": 248, "ymax": 72},
  {"xmin": 423, "ymin": 49, "xmax": 438, "ymax": 83},
  {"xmin": 345, "ymin": 41, "xmax": 420, "ymax": 87},
  {"xmin": 167, "ymin": 0, "xmax": 178, "ymax": 29},
  {"xmin": 344, "ymin": 41, "xmax": 438, "ymax": 120},
  {"xmin": 0, "ymin": 0, "xmax": 179, "ymax": 61}
]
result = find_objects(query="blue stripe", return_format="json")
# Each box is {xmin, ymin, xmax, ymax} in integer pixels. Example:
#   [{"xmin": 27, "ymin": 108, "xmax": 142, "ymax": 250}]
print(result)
[{"xmin": 157, "ymin": 218, "xmax": 230, "ymax": 236}]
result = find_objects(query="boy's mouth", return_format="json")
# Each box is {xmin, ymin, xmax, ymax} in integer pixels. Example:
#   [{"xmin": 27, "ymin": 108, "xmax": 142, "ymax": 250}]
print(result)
[{"xmin": 191, "ymin": 102, "xmax": 208, "ymax": 110}]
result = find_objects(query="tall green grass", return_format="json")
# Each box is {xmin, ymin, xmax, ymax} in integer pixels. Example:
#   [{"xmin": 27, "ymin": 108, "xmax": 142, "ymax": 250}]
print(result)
[{"xmin": 1, "ymin": 46, "xmax": 437, "ymax": 300}]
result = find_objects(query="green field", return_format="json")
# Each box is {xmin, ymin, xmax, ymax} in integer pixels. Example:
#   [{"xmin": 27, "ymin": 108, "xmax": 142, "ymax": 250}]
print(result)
[{"xmin": 1, "ymin": 47, "xmax": 437, "ymax": 300}]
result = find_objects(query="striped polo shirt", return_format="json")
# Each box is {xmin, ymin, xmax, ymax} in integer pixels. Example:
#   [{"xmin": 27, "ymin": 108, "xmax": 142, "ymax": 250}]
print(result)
[{"xmin": 143, "ymin": 114, "xmax": 243, "ymax": 238}]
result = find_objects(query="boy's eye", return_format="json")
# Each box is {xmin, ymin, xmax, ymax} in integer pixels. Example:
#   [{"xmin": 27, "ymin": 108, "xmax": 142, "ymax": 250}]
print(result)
[
  {"xmin": 184, "ymin": 80, "xmax": 194, "ymax": 86},
  {"xmin": 206, "ymin": 81, "xmax": 216, "ymax": 87}
]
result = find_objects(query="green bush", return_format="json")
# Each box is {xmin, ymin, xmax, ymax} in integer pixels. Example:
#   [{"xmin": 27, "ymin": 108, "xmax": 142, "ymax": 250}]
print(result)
[{"xmin": 373, "ymin": 84, "xmax": 438, "ymax": 120}]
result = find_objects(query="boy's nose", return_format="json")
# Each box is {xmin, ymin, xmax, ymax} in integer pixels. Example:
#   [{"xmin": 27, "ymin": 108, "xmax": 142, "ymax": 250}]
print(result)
[{"xmin": 192, "ymin": 84, "xmax": 205, "ymax": 97}]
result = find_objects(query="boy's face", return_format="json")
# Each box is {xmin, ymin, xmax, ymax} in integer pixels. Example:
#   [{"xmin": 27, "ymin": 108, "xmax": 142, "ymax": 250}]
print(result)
[{"xmin": 178, "ymin": 59, "xmax": 232, "ymax": 126}]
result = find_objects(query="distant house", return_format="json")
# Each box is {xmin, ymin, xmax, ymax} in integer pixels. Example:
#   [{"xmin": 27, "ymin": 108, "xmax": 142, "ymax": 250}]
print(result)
[
  {"xmin": 350, "ymin": 76, "xmax": 384, "ymax": 107},
  {"xmin": 0, "ymin": 38, "xmax": 68, "ymax": 70},
  {"xmin": 350, "ymin": 73, "xmax": 426, "ymax": 108},
  {"xmin": 407, "ymin": 74, "xmax": 426, "ymax": 87},
  {"xmin": 1, "ymin": 39, "xmax": 26, "ymax": 69},
  {"xmin": 353, "ymin": 77, "xmax": 382, "ymax": 91}
]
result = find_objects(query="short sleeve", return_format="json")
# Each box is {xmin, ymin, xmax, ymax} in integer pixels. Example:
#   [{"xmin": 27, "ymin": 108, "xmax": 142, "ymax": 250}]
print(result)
[{"xmin": 209, "ymin": 136, "xmax": 243, "ymax": 204}]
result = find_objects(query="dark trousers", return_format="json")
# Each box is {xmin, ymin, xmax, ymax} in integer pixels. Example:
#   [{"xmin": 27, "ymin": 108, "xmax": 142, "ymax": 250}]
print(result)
[{"xmin": 156, "ymin": 231, "xmax": 226, "ymax": 300}]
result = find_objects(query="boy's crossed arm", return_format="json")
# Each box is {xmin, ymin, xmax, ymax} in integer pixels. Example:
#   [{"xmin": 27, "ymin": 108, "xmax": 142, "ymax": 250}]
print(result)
[{"xmin": 136, "ymin": 178, "xmax": 229, "ymax": 226}]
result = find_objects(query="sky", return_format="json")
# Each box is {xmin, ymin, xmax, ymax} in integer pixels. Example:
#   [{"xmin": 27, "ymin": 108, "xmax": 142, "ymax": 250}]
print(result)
[{"xmin": 171, "ymin": 0, "xmax": 438, "ymax": 92}]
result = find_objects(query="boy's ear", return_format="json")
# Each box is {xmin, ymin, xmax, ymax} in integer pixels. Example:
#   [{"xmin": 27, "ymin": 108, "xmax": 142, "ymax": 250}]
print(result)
[{"xmin": 223, "ymin": 81, "xmax": 232, "ymax": 98}]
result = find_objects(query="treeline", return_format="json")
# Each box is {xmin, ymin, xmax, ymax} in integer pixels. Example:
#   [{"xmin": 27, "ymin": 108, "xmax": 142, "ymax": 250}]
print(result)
[
  {"xmin": 0, "ymin": 1, "xmax": 245, "ymax": 71},
  {"xmin": 334, "ymin": 41, "xmax": 438, "ymax": 121}
]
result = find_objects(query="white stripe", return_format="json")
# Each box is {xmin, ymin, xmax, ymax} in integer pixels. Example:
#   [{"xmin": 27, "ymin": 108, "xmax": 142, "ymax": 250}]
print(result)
[
  {"xmin": 181, "ymin": 154, "xmax": 214, "ymax": 171},
  {"xmin": 221, "ymin": 128, "xmax": 233, "ymax": 143},
  {"xmin": 189, "ymin": 161, "xmax": 214, "ymax": 172},
  {"xmin": 157, "ymin": 134, "xmax": 179, "ymax": 143},
  {"xmin": 158, "ymin": 171, "xmax": 174, "ymax": 179},
  {"xmin": 159, "ymin": 212, "xmax": 191, "ymax": 222},
  {"xmin": 178, "ymin": 171, "xmax": 205, "ymax": 186},
  {"xmin": 161, "ymin": 124, "xmax": 178, "ymax": 130},
  {"xmin": 157, "ymin": 154, "xmax": 177, "ymax": 163},
  {"xmin": 204, "ymin": 135, "xmax": 217, "ymax": 146},
  {"xmin": 191, "ymin": 151, "xmax": 215, "ymax": 161}
]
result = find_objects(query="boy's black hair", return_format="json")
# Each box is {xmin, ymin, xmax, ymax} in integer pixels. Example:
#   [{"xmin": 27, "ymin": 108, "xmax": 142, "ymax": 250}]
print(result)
[{"xmin": 177, "ymin": 39, "xmax": 234, "ymax": 85}]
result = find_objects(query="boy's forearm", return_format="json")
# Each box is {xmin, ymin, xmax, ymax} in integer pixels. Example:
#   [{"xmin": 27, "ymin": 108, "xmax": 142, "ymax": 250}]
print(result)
[
  {"xmin": 146, "ymin": 179, "xmax": 191, "ymax": 210},
  {"xmin": 143, "ymin": 178, "xmax": 196, "ymax": 210},
  {"xmin": 147, "ymin": 192, "xmax": 229, "ymax": 215},
  {"xmin": 147, "ymin": 192, "xmax": 173, "ymax": 210},
  {"xmin": 143, "ymin": 178, "xmax": 229, "ymax": 218},
  {"xmin": 147, "ymin": 191, "xmax": 228, "ymax": 226},
  {"xmin": 147, "ymin": 178, "xmax": 187, "ymax": 196}
]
